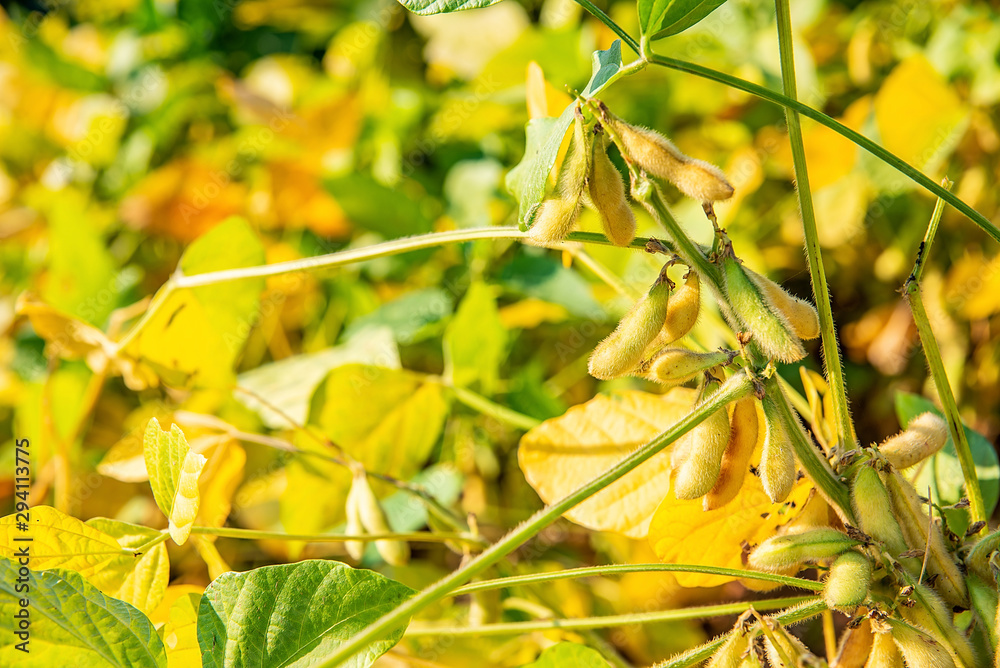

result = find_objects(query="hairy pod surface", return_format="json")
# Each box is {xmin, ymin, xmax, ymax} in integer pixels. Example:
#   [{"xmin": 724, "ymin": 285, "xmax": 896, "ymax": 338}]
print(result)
[
  {"xmin": 351, "ymin": 471, "xmax": 410, "ymax": 567},
  {"xmin": 707, "ymin": 630, "xmax": 747, "ymax": 668},
  {"xmin": 880, "ymin": 412, "xmax": 949, "ymax": 470},
  {"xmin": 722, "ymin": 257, "xmax": 806, "ymax": 363},
  {"xmin": 885, "ymin": 470, "xmax": 968, "ymax": 607},
  {"xmin": 526, "ymin": 198, "xmax": 580, "ymax": 244},
  {"xmin": 704, "ymin": 397, "xmax": 760, "ymax": 510},
  {"xmin": 745, "ymin": 268, "xmax": 820, "ymax": 340},
  {"xmin": 588, "ymin": 276, "xmax": 671, "ymax": 380},
  {"xmin": 759, "ymin": 393, "xmax": 797, "ymax": 503},
  {"xmin": 900, "ymin": 583, "xmax": 977, "ymax": 668},
  {"xmin": 763, "ymin": 621, "xmax": 816, "ymax": 668},
  {"xmin": 644, "ymin": 347, "xmax": 731, "ymax": 386},
  {"xmin": 748, "ymin": 527, "xmax": 859, "ymax": 573},
  {"xmin": 824, "ymin": 550, "xmax": 871, "ymax": 611},
  {"xmin": 967, "ymin": 529, "xmax": 1000, "ymax": 584},
  {"xmin": 866, "ymin": 626, "xmax": 904, "ymax": 668},
  {"xmin": 888, "ymin": 620, "xmax": 957, "ymax": 668},
  {"xmin": 589, "ymin": 135, "xmax": 636, "ymax": 246},
  {"xmin": 344, "ymin": 477, "xmax": 366, "ymax": 560},
  {"xmin": 851, "ymin": 464, "xmax": 911, "ymax": 563},
  {"xmin": 661, "ymin": 270, "xmax": 701, "ymax": 344},
  {"xmin": 832, "ymin": 618, "xmax": 873, "ymax": 668},
  {"xmin": 673, "ymin": 398, "xmax": 733, "ymax": 500},
  {"xmin": 527, "ymin": 116, "xmax": 590, "ymax": 244},
  {"xmin": 966, "ymin": 574, "xmax": 999, "ymax": 652}
]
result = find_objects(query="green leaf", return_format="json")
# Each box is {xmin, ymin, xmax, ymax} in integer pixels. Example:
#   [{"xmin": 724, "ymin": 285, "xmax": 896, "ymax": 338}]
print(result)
[
  {"xmin": 197, "ymin": 560, "xmax": 414, "ymax": 668},
  {"xmin": 342, "ymin": 288, "xmax": 455, "ymax": 345},
  {"xmin": 236, "ymin": 327, "xmax": 400, "ymax": 429},
  {"xmin": 506, "ymin": 41, "xmax": 623, "ymax": 224},
  {"xmin": 638, "ymin": 0, "xmax": 729, "ymax": 40},
  {"xmin": 523, "ymin": 643, "xmax": 610, "ymax": 667},
  {"xmin": 444, "ymin": 282, "xmax": 506, "ymax": 394},
  {"xmin": 894, "ymin": 391, "xmax": 1000, "ymax": 534},
  {"xmin": 0, "ymin": 558, "xmax": 167, "ymax": 667},
  {"xmin": 499, "ymin": 251, "xmax": 601, "ymax": 318},
  {"xmin": 396, "ymin": 0, "xmax": 507, "ymax": 16},
  {"xmin": 144, "ymin": 418, "xmax": 207, "ymax": 545},
  {"xmin": 325, "ymin": 175, "xmax": 434, "ymax": 238}
]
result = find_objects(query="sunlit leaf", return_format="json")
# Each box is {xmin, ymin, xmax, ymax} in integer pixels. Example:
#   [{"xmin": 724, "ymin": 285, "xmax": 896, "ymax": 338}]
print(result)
[
  {"xmin": 84, "ymin": 518, "xmax": 170, "ymax": 616},
  {"xmin": 519, "ymin": 388, "xmax": 697, "ymax": 538},
  {"xmin": 397, "ymin": 0, "xmax": 507, "ymax": 16},
  {"xmin": 341, "ymin": 289, "xmax": 455, "ymax": 345},
  {"xmin": 0, "ymin": 558, "xmax": 167, "ymax": 667},
  {"xmin": 144, "ymin": 418, "xmax": 207, "ymax": 545},
  {"xmin": 444, "ymin": 282, "xmax": 506, "ymax": 394},
  {"xmin": 162, "ymin": 593, "xmax": 201, "ymax": 668},
  {"xmin": 523, "ymin": 642, "xmax": 610, "ymax": 667},
  {"xmin": 197, "ymin": 560, "xmax": 414, "ymax": 668},
  {"xmin": 639, "ymin": 0, "xmax": 729, "ymax": 40}
]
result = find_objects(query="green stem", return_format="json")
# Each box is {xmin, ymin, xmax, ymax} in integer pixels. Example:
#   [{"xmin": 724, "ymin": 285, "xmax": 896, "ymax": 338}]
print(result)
[
  {"xmin": 904, "ymin": 190, "xmax": 986, "ymax": 530},
  {"xmin": 571, "ymin": 0, "xmax": 640, "ymax": 54},
  {"xmin": 449, "ymin": 385, "xmax": 541, "ymax": 431},
  {"xmin": 450, "ymin": 563, "xmax": 823, "ymax": 596},
  {"xmin": 188, "ymin": 526, "xmax": 486, "ymax": 546},
  {"xmin": 654, "ymin": 599, "xmax": 827, "ymax": 668},
  {"xmin": 319, "ymin": 371, "xmax": 755, "ymax": 667},
  {"xmin": 766, "ymin": 378, "xmax": 854, "ymax": 522},
  {"xmin": 774, "ymin": 0, "xmax": 856, "ymax": 451},
  {"xmin": 641, "ymin": 186, "xmax": 721, "ymax": 287},
  {"xmin": 404, "ymin": 596, "xmax": 814, "ymax": 637},
  {"xmin": 642, "ymin": 52, "xmax": 1000, "ymax": 245}
]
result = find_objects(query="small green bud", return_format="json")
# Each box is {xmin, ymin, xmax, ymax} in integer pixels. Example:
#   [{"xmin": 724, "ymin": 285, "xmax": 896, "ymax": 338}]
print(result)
[
  {"xmin": 748, "ymin": 528, "xmax": 859, "ymax": 573},
  {"xmin": 824, "ymin": 550, "xmax": 871, "ymax": 611}
]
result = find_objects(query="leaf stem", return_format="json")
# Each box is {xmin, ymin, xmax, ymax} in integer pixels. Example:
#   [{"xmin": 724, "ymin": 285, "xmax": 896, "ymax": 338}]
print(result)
[
  {"xmin": 904, "ymin": 185, "xmax": 986, "ymax": 530},
  {"xmin": 774, "ymin": 0, "xmax": 856, "ymax": 451},
  {"xmin": 404, "ymin": 596, "xmax": 815, "ymax": 637},
  {"xmin": 450, "ymin": 563, "xmax": 823, "ymax": 596},
  {"xmin": 449, "ymin": 385, "xmax": 541, "ymax": 431},
  {"xmin": 188, "ymin": 526, "xmax": 487, "ymax": 546},
  {"xmin": 318, "ymin": 371, "xmax": 755, "ymax": 667}
]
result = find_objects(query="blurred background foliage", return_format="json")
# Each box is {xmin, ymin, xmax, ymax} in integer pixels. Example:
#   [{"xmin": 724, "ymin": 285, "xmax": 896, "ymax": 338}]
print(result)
[{"xmin": 1, "ymin": 0, "xmax": 1000, "ymax": 664}]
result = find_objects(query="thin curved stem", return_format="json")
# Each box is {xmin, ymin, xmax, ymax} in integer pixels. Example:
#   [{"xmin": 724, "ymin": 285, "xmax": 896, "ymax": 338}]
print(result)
[
  {"xmin": 775, "ymin": 0, "xmax": 856, "ymax": 451},
  {"xmin": 571, "ymin": 0, "xmax": 640, "ymax": 54},
  {"xmin": 318, "ymin": 371, "xmax": 755, "ymax": 667},
  {"xmin": 450, "ymin": 563, "xmax": 823, "ymax": 596},
  {"xmin": 189, "ymin": 526, "xmax": 486, "ymax": 546},
  {"xmin": 449, "ymin": 385, "xmax": 541, "ymax": 431},
  {"xmin": 404, "ymin": 596, "xmax": 815, "ymax": 637}
]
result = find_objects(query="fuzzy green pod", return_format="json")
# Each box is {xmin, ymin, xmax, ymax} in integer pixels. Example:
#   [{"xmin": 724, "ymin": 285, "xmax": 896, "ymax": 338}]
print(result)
[
  {"xmin": 705, "ymin": 397, "xmax": 760, "ymax": 511},
  {"xmin": 526, "ymin": 198, "xmax": 580, "ymax": 244},
  {"xmin": 900, "ymin": 582, "xmax": 977, "ymax": 668},
  {"xmin": 673, "ymin": 396, "xmax": 733, "ymax": 500},
  {"xmin": 588, "ymin": 275, "xmax": 671, "ymax": 380},
  {"xmin": 851, "ymin": 464, "xmax": 915, "ymax": 569},
  {"xmin": 707, "ymin": 630, "xmax": 747, "ymax": 668},
  {"xmin": 888, "ymin": 620, "xmax": 956, "ymax": 668},
  {"xmin": 745, "ymin": 268, "xmax": 820, "ymax": 340},
  {"xmin": 589, "ymin": 134, "xmax": 636, "ymax": 247},
  {"xmin": 759, "ymin": 393, "xmax": 797, "ymax": 503},
  {"xmin": 527, "ymin": 115, "xmax": 590, "ymax": 244},
  {"xmin": 967, "ymin": 529, "xmax": 1000, "ymax": 584},
  {"xmin": 879, "ymin": 412, "xmax": 949, "ymax": 470},
  {"xmin": 722, "ymin": 257, "xmax": 806, "ymax": 363},
  {"xmin": 824, "ymin": 550, "xmax": 871, "ymax": 611},
  {"xmin": 885, "ymin": 470, "xmax": 967, "ymax": 607},
  {"xmin": 644, "ymin": 347, "xmax": 732, "ymax": 386},
  {"xmin": 748, "ymin": 527, "xmax": 859, "ymax": 573},
  {"xmin": 351, "ymin": 471, "xmax": 410, "ymax": 567},
  {"xmin": 966, "ymin": 574, "xmax": 998, "ymax": 654}
]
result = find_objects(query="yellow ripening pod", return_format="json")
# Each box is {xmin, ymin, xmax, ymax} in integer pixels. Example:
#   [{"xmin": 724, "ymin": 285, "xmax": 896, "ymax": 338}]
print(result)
[
  {"xmin": 661, "ymin": 270, "xmax": 701, "ymax": 344},
  {"xmin": 644, "ymin": 347, "xmax": 732, "ymax": 386},
  {"xmin": 888, "ymin": 620, "xmax": 957, "ymax": 668},
  {"xmin": 884, "ymin": 470, "xmax": 967, "ymax": 607},
  {"xmin": 527, "ymin": 198, "xmax": 580, "ymax": 244},
  {"xmin": 605, "ymin": 115, "xmax": 733, "ymax": 202},
  {"xmin": 704, "ymin": 397, "xmax": 760, "ymax": 511},
  {"xmin": 589, "ymin": 135, "xmax": 636, "ymax": 247},
  {"xmin": 763, "ymin": 619, "xmax": 817, "ymax": 667},
  {"xmin": 722, "ymin": 257, "xmax": 806, "ymax": 363},
  {"xmin": 865, "ymin": 626, "xmax": 904, "ymax": 668},
  {"xmin": 850, "ymin": 464, "xmax": 912, "ymax": 566},
  {"xmin": 344, "ymin": 478, "xmax": 367, "ymax": 561},
  {"xmin": 588, "ymin": 275, "xmax": 671, "ymax": 380},
  {"xmin": 967, "ymin": 529, "xmax": 1000, "ymax": 584},
  {"xmin": 744, "ymin": 268, "xmax": 820, "ymax": 340},
  {"xmin": 832, "ymin": 618, "xmax": 873, "ymax": 668},
  {"xmin": 707, "ymin": 630, "xmax": 747, "ymax": 668},
  {"xmin": 673, "ymin": 400, "xmax": 732, "ymax": 500},
  {"xmin": 879, "ymin": 412, "xmax": 949, "ymax": 470},
  {"xmin": 759, "ymin": 393, "xmax": 797, "ymax": 503},
  {"xmin": 351, "ymin": 471, "xmax": 410, "ymax": 567},
  {"xmin": 824, "ymin": 550, "xmax": 871, "ymax": 611},
  {"xmin": 900, "ymin": 583, "xmax": 977, "ymax": 668},
  {"xmin": 527, "ymin": 114, "xmax": 590, "ymax": 244},
  {"xmin": 748, "ymin": 528, "xmax": 859, "ymax": 573}
]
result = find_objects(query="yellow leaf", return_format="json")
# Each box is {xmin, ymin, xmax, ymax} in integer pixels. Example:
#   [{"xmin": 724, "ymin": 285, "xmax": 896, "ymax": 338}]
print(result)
[
  {"xmin": 498, "ymin": 298, "xmax": 569, "ymax": 329},
  {"xmin": 874, "ymin": 55, "xmax": 968, "ymax": 170},
  {"xmin": 85, "ymin": 517, "xmax": 170, "ymax": 615},
  {"xmin": 648, "ymin": 477, "xmax": 813, "ymax": 587},
  {"xmin": 526, "ymin": 61, "xmax": 573, "ymax": 119},
  {"xmin": 162, "ymin": 592, "xmax": 202, "ymax": 668},
  {"xmin": 518, "ymin": 388, "xmax": 697, "ymax": 538},
  {"xmin": 150, "ymin": 585, "xmax": 205, "ymax": 626},
  {"xmin": 196, "ymin": 439, "xmax": 246, "ymax": 529},
  {"xmin": 144, "ymin": 418, "xmax": 207, "ymax": 545}
]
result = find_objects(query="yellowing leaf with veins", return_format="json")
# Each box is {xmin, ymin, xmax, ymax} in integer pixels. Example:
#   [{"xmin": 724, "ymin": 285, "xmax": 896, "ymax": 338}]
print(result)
[
  {"xmin": 144, "ymin": 418, "xmax": 207, "ymax": 545},
  {"xmin": 162, "ymin": 592, "xmax": 202, "ymax": 668},
  {"xmin": 648, "ymin": 477, "xmax": 813, "ymax": 588},
  {"xmin": 85, "ymin": 517, "xmax": 170, "ymax": 615},
  {"xmin": 518, "ymin": 388, "xmax": 697, "ymax": 538}
]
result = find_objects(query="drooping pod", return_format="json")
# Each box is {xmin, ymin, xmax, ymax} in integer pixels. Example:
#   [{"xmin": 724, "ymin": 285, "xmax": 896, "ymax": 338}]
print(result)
[
  {"xmin": 879, "ymin": 412, "xmax": 949, "ymax": 470},
  {"xmin": 850, "ymin": 464, "xmax": 916, "ymax": 570},
  {"xmin": 588, "ymin": 133, "xmax": 636, "ymax": 247},
  {"xmin": 660, "ymin": 270, "xmax": 701, "ymax": 345},
  {"xmin": 527, "ymin": 113, "xmax": 591, "ymax": 244},
  {"xmin": 744, "ymin": 268, "xmax": 820, "ymax": 340},
  {"xmin": 824, "ymin": 550, "xmax": 871, "ymax": 611},
  {"xmin": 722, "ymin": 256, "xmax": 806, "ymax": 363},
  {"xmin": 588, "ymin": 272, "xmax": 671, "ymax": 380},
  {"xmin": 526, "ymin": 198, "xmax": 580, "ymax": 245},
  {"xmin": 899, "ymin": 582, "xmax": 977, "ymax": 668},
  {"xmin": 350, "ymin": 471, "xmax": 410, "ymax": 567},
  {"xmin": 832, "ymin": 618, "xmax": 873, "ymax": 668},
  {"xmin": 603, "ymin": 112, "xmax": 734, "ymax": 202},
  {"xmin": 672, "ymin": 389, "xmax": 733, "ymax": 500},
  {"xmin": 759, "ymin": 393, "xmax": 797, "ymax": 503},
  {"xmin": 887, "ymin": 620, "xmax": 956, "ymax": 668},
  {"xmin": 884, "ymin": 470, "xmax": 967, "ymax": 607},
  {"xmin": 748, "ymin": 527, "xmax": 859, "ymax": 573},
  {"xmin": 643, "ymin": 347, "xmax": 733, "ymax": 386},
  {"xmin": 967, "ymin": 529, "xmax": 1000, "ymax": 584},
  {"xmin": 704, "ymin": 397, "xmax": 760, "ymax": 511},
  {"xmin": 866, "ymin": 624, "xmax": 904, "ymax": 668},
  {"xmin": 707, "ymin": 629, "xmax": 748, "ymax": 668}
]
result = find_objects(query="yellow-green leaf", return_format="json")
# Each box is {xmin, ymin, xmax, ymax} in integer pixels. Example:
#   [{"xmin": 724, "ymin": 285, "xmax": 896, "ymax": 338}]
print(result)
[
  {"xmin": 144, "ymin": 418, "xmax": 207, "ymax": 545},
  {"xmin": 444, "ymin": 282, "xmax": 506, "ymax": 394},
  {"xmin": 518, "ymin": 388, "xmax": 697, "ymax": 538},
  {"xmin": 85, "ymin": 518, "xmax": 170, "ymax": 616},
  {"xmin": 162, "ymin": 592, "xmax": 201, "ymax": 668}
]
